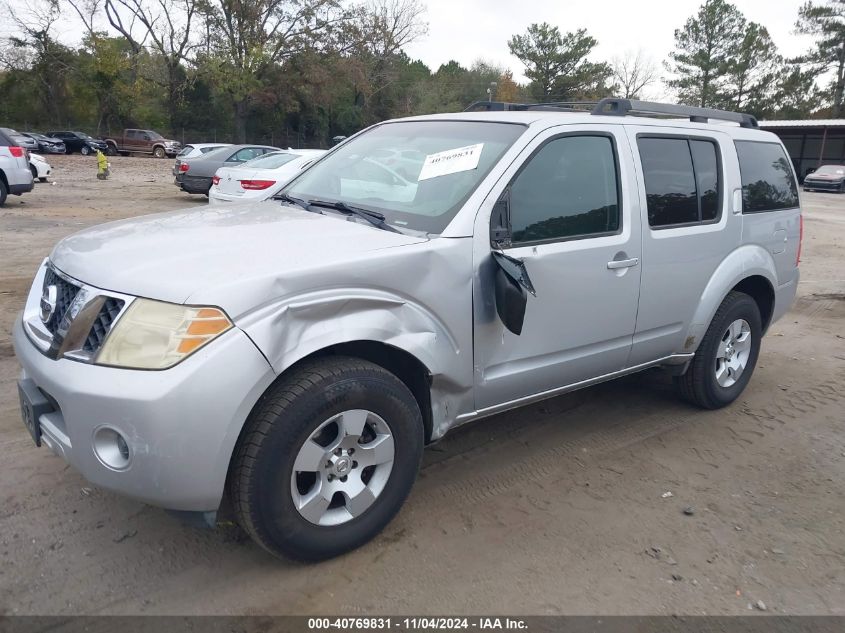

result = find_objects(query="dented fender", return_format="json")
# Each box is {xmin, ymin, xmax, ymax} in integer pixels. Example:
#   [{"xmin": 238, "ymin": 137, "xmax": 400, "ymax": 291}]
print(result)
[{"xmin": 231, "ymin": 238, "xmax": 477, "ymax": 441}]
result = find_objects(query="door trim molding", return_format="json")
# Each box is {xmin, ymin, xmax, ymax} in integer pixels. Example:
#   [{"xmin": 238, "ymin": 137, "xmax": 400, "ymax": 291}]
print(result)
[{"xmin": 455, "ymin": 353, "xmax": 694, "ymax": 428}]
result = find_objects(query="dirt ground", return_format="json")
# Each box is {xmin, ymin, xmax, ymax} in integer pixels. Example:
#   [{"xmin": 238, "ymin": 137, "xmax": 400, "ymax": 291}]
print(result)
[{"xmin": 0, "ymin": 154, "xmax": 843, "ymax": 616}]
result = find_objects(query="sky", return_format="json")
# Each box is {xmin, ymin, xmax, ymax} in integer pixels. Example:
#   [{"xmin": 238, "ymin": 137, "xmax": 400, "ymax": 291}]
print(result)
[
  {"xmin": 403, "ymin": 0, "xmax": 814, "ymax": 89},
  {"xmin": 3, "ymin": 0, "xmax": 816, "ymax": 93}
]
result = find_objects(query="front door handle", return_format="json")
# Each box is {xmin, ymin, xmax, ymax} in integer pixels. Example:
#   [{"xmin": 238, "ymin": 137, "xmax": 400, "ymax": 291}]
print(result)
[{"xmin": 607, "ymin": 257, "xmax": 639, "ymax": 270}]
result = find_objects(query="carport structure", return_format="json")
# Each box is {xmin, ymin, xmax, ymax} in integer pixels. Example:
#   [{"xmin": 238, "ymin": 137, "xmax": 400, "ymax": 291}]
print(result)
[{"xmin": 760, "ymin": 119, "xmax": 845, "ymax": 181}]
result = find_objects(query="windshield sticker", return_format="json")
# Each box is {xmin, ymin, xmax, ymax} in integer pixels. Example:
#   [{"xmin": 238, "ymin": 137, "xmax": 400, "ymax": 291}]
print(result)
[{"xmin": 418, "ymin": 143, "xmax": 483, "ymax": 181}]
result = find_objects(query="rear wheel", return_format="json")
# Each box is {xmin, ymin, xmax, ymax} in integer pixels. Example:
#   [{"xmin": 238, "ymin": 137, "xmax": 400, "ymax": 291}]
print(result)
[
  {"xmin": 674, "ymin": 291, "xmax": 762, "ymax": 409},
  {"xmin": 30, "ymin": 165, "xmax": 38, "ymax": 180},
  {"xmin": 229, "ymin": 356, "xmax": 424, "ymax": 561}
]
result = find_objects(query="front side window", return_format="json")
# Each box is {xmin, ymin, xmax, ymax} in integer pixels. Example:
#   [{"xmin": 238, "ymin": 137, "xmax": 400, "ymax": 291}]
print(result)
[
  {"xmin": 507, "ymin": 135, "xmax": 620, "ymax": 244},
  {"xmin": 638, "ymin": 136, "xmax": 722, "ymax": 228},
  {"xmin": 735, "ymin": 141, "xmax": 800, "ymax": 213},
  {"xmin": 285, "ymin": 120, "xmax": 526, "ymax": 234}
]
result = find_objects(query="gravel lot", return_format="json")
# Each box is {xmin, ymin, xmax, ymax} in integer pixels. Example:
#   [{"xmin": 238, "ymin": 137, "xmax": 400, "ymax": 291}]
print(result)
[{"xmin": 0, "ymin": 154, "xmax": 843, "ymax": 615}]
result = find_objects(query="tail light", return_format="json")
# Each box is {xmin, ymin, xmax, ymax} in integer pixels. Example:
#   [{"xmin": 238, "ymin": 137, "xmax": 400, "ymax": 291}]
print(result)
[
  {"xmin": 239, "ymin": 179, "xmax": 275, "ymax": 190},
  {"xmin": 796, "ymin": 214, "xmax": 803, "ymax": 266},
  {"xmin": 212, "ymin": 175, "xmax": 220, "ymax": 186},
  {"xmin": 179, "ymin": 162, "xmax": 189, "ymax": 173},
  {"xmin": 10, "ymin": 146, "xmax": 24, "ymax": 158}
]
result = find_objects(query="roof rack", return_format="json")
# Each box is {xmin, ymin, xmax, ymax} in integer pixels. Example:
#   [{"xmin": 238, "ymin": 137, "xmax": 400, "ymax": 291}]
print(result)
[
  {"xmin": 592, "ymin": 98, "xmax": 759, "ymax": 128},
  {"xmin": 464, "ymin": 98, "xmax": 759, "ymax": 128}
]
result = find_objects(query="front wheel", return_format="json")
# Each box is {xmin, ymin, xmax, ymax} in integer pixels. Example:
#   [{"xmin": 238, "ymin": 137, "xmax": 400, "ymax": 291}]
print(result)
[
  {"xmin": 153, "ymin": 146, "xmax": 166, "ymax": 158},
  {"xmin": 674, "ymin": 291, "xmax": 762, "ymax": 409},
  {"xmin": 80, "ymin": 145, "xmax": 91, "ymax": 156},
  {"xmin": 229, "ymin": 356, "xmax": 424, "ymax": 561}
]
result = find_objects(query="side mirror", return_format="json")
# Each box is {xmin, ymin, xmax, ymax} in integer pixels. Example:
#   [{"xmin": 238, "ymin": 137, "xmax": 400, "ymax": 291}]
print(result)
[{"xmin": 492, "ymin": 251, "xmax": 536, "ymax": 336}]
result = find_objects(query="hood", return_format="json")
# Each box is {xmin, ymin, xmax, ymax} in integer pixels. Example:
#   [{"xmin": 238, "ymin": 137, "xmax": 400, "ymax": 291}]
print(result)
[{"xmin": 50, "ymin": 201, "xmax": 427, "ymax": 316}]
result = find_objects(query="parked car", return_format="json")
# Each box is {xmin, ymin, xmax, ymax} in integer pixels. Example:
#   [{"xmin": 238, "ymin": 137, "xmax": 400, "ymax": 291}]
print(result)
[
  {"xmin": 103, "ymin": 128, "xmax": 181, "ymax": 158},
  {"xmin": 209, "ymin": 149, "xmax": 326, "ymax": 205},
  {"xmin": 21, "ymin": 132, "xmax": 66, "ymax": 154},
  {"xmin": 802, "ymin": 164, "xmax": 845, "ymax": 192},
  {"xmin": 175, "ymin": 144, "xmax": 279, "ymax": 195},
  {"xmin": 29, "ymin": 153, "xmax": 51, "ymax": 182},
  {"xmin": 45, "ymin": 131, "xmax": 108, "ymax": 155},
  {"xmin": 13, "ymin": 99, "xmax": 801, "ymax": 562},
  {"xmin": 173, "ymin": 143, "xmax": 232, "ymax": 175},
  {"xmin": 1, "ymin": 127, "xmax": 39, "ymax": 152},
  {"xmin": 0, "ymin": 128, "xmax": 34, "ymax": 205}
]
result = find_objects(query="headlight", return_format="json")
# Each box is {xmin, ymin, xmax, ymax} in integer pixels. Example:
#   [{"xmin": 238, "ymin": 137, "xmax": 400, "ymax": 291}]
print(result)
[{"xmin": 96, "ymin": 299, "xmax": 232, "ymax": 369}]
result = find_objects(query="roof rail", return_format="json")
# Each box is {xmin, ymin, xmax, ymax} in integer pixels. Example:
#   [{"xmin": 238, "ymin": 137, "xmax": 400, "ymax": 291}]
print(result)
[
  {"xmin": 591, "ymin": 98, "xmax": 759, "ymax": 128},
  {"xmin": 464, "ymin": 100, "xmax": 596, "ymax": 112}
]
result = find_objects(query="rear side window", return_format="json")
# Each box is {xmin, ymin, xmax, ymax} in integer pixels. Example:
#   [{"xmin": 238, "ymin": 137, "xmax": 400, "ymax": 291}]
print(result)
[
  {"xmin": 509, "ymin": 135, "xmax": 620, "ymax": 244},
  {"xmin": 735, "ymin": 141, "xmax": 799, "ymax": 213},
  {"xmin": 638, "ymin": 136, "xmax": 722, "ymax": 228}
]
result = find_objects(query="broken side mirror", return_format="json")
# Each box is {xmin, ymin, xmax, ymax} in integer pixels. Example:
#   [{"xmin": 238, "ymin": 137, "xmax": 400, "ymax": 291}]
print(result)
[{"xmin": 492, "ymin": 251, "xmax": 535, "ymax": 336}]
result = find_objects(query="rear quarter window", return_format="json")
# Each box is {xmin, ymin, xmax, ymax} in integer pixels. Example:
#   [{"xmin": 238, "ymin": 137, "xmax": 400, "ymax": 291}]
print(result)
[{"xmin": 735, "ymin": 140, "xmax": 799, "ymax": 213}]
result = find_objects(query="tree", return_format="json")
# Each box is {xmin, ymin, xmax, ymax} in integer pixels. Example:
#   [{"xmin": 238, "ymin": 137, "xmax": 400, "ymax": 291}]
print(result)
[
  {"xmin": 769, "ymin": 64, "xmax": 825, "ymax": 118},
  {"xmin": 795, "ymin": 0, "xmax": 845, "ymax": 116},
  {"xmin": 508, "ymin": 23, "xmax": 610, "ymax": 101},
  {"xmin": 721, "ymin": 21, "xmax": 782, "ymax": 114},
  {"xmin": 666, "ymin": 0, "xmax": 745, "ymax": 107},
  {"xmin": 101, "ymin": 0, "xmax": 201, "ymax": 133},
  {"xmin": 496, "ymin": 69, "xmax": 520, "ymax": 102},
  {"xmin": 202, "ymin": 0, "xmax": 351, "ymax": 142},
  {"xmin": 611, "ymin": 49, "xmax": 658, "ymax": 99}
]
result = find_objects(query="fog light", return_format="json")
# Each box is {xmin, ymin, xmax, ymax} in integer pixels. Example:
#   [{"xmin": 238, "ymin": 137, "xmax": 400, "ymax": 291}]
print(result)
[{"xmin": 93, "ymin": 427, "xmax": 131, "ymax": 470}]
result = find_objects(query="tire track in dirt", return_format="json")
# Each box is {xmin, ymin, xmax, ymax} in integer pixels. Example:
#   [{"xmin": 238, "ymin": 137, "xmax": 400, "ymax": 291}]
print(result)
[{"xmin": 410, "ymin": 374, "xmax": 845, "ymax": 511}]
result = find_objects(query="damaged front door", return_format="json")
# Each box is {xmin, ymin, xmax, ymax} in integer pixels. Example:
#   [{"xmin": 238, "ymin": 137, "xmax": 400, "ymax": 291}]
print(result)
[{"xmin": 473, "ymin": 128, "xmax": 643, "ymax": 410}]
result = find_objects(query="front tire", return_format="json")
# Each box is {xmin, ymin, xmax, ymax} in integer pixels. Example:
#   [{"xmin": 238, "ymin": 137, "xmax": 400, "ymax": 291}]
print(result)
[
  {"xmin": 80, "ymin": 145, "xmax": 91, "ymax": 156},
  {"xmin": 153, "ymin": 146, "xmax": 166, "ymax": 158},
  {"xmin": 674, "ymin": 291, "xmax": 762, "ymax": 409},
  {"xmin": 229, "ymin": 356, "xmax": 424, "ymax": 561}
]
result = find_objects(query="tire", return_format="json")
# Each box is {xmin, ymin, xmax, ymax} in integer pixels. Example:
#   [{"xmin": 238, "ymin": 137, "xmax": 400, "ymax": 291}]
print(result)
[
  {"xmin": 105, "ymin": 144, "xmax": 117, "ymax": 156},
  {"xmin": 39, "ymin": 177, "xmax": 47, "ymax": 183},
  {"xmin": 80, "ymin": 145, "xmax": 91, "ymax": 156},
  {"xmin": 30, "ymin": 165, "xmax": 38, "ymax": 180},
  {"xmin": 674, "ymin": 291, "xmax": 762, "ymax": 409},
  {"xmin": 229, "ymin": 356, "xmax": 424, "ymax": 561},
  {"xmin": 0, "ymin": 179, "xmax": 7, "ymax": 206},
  {"xmin": 153, "ymin": 146, "xmax": 166, "ymax": 158}
]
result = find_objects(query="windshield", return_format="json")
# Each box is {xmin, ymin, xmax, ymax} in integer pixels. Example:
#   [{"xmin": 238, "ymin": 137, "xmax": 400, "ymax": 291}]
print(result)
[
  {"xmin": 241, "ymin": 152, "xmax": 299, "ymax": 170},
  {"xmin": 76, "ymin": 132, "xmax": 93, "ymax": 139},
  {"xmin": 177, "ymin": 145, "xmax": 193, "ymax": 157},
  {"xmin": 814, "ymin": 165, "xmax": 845, "ymax": 176},
  {"xmin": 284, "ymin": 120, "xmax": 525, "ymax": 234}
]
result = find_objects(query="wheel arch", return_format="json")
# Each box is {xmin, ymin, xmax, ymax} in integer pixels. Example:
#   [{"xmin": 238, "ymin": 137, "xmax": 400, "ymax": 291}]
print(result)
[{"xmin": 685, "ymin": 244, "xmax": 778, "ymax": 352}]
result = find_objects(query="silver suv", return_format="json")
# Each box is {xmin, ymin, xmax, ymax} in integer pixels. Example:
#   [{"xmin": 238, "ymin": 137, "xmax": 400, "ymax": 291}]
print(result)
[
  {"xmin": 0, "ymin": 128, "xmax": 34, "ymax": 205},
  {"xmin": 13, "ymin": 100, "xmax": 801, "ymax": 560}
]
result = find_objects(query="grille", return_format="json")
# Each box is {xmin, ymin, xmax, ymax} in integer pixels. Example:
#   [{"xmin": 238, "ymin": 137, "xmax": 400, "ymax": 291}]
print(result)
[
  {"xmin": 83, "ymin": 297, "xmax": 125, "ymax": 352},
  {"xmin": 42, "ymin": 267, "xmax": 81, "ymax": 334}
]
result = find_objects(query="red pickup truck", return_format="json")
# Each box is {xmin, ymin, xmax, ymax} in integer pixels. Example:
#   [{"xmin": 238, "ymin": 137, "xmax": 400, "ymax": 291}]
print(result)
[{"xmin": 103, "ymin": 129, "xmax": 181, "ymax": 158}]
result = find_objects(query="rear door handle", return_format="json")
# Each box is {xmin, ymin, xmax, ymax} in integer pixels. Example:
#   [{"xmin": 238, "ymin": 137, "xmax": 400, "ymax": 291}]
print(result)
[{"xmin": 607, "ymin": 257, "xmax": 639, "ymax": 270}]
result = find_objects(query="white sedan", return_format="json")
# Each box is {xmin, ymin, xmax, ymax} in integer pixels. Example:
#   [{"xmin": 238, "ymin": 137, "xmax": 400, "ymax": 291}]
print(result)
[
  {"xmin": 209, "ymin": 149, "xmax": 326, "ymax": 205},
  {"xmin": 29, "ymin": 153, "xmax": 52, "ymax": 182}
]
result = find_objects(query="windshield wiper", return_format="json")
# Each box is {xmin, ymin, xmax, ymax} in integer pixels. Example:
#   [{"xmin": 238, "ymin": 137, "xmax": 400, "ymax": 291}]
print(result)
[
  {"xmin": 307, "ymin": 199, "xmax": 400, "ymax": 233},
  {"xmin": 274, "ymin": 192, "xmax": 314, "ymax": 212}
]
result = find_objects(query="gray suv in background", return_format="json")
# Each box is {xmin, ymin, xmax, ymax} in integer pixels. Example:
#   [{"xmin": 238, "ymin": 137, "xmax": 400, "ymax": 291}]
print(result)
[
  {"xmin": 0, "ymin": 128, "xmax": 34, "ymax": 205},
  {"xmin": 13, "ymin": 99, "xmax": 801, "ymax": 561}
]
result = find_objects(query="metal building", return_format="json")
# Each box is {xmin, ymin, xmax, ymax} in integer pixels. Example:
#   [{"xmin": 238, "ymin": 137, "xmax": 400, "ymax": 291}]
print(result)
[{"xmin": 759, "ymin": 119, "xmax": 845, "ymax": 181}]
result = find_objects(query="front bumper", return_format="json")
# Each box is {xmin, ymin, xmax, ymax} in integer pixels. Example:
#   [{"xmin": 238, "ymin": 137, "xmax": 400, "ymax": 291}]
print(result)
[
  {"xmin": 803, "ymin": 179, "xmax": 843, "ymax": 191},
  {"xmin": 12, "ymin": 313, "xmax": 276, "ymax": 511}
]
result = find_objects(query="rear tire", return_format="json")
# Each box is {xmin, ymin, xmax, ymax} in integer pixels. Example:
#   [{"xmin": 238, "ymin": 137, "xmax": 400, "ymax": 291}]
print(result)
[
  {"xmin": 30, "ymin": 165, "xmax": 38, "ymax": 180},
  {"xmin": 674, "ymin": 291, "xmax": 762, "ymax": 409},
  {"xmin": 229, "ymin": 356, "xmax": 424, "ymax": 561}
]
